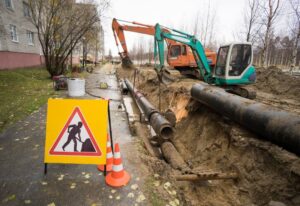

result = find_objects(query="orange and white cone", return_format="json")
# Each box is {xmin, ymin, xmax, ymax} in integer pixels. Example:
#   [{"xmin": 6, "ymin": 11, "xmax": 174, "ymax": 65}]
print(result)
[
  {"xmin": 97, "ymin": 134, "xmax": 113, "ymax": 172},
  {"xmin": 105, "ymin": 143, "xmax": 130, "ymax": 187}
]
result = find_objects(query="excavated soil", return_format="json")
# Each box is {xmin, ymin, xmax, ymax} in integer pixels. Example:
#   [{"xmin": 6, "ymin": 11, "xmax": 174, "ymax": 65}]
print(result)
[
  {"xmin": 255, "ymin": 67, "xmax": 300, "ymax": 115},
  {"xmin": 116, "ymin": 65, "xmax": 300, "ymax": 206},
  {"xmin": 255, "ymin": 66, "xmax": 300, "ymax": 101}
]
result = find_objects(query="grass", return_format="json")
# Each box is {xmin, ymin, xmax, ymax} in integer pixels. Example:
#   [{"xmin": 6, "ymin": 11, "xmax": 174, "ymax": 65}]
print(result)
[{"xmin": 0, "ymin": 67, "xmax": 58, "ymax": 132}]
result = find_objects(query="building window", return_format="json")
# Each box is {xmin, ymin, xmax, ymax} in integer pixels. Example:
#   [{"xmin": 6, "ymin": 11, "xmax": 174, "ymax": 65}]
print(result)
[
  {"xmin": 23, "ymin": 2, "xmax": 31, "ymax": 17},
  {"xmin": 27, "ymin": 30, "xmax": 34, "ymax": 45},
  {"xmin": 5, "ymin": 0, "xmax": 13, "ymax": 10},
  {"xmin": 9, "ymin": 24, "xmax": 18, "ymax": 42}
]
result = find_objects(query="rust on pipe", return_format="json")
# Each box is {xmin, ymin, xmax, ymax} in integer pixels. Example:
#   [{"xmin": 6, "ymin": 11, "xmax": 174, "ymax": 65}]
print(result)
[
  {"xmin": 173, "ymin": 172, "xmax": 238, "ymax": 181},
  {"xmin": 161, "ymin": 141, "xmax": 189, "ymax": 171}
]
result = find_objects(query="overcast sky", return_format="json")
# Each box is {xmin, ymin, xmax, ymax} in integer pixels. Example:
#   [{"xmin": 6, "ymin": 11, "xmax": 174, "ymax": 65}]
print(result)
[{"xmin": 100, "ymin": 0, "xmax": 290, "ymax": 55}]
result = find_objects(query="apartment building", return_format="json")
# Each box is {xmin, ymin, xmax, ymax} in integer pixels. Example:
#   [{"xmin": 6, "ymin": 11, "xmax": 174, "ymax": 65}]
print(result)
[{"xmin": 0, "ymin": 0, "xmax": 43, "ymax": 69}]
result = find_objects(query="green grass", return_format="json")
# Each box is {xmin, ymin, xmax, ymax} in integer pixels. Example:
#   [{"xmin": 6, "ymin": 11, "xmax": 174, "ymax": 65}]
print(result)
[{"xmin": 0, "ymin": 67, "xmax": 57, "ymax": 132}]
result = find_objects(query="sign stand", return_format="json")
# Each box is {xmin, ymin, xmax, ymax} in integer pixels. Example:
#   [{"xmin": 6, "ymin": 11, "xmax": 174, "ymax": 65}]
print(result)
[
  {"xmin": 108, "ymin": 100, "xmax": 114, "ymax": 154},
  {"xmin": 104, "ymin": 99, "xmax": 114, "ymax": 176},
  {"xmin": 44, "ymin": 163, "xmax": 47, "ymax": 175},
  {"xmin": 104, "ymin": 165, "xmax": 107, "ymax": 176}
]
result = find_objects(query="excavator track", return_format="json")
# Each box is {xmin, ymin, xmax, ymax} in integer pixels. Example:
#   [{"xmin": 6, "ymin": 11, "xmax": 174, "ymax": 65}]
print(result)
[
  {"xmin": 161, "ymin": 68, "xmax": 257, "ymax": 100},
  {"xmin": 224, "ymin": 85, "xmax": 257, "ymax": 99}
]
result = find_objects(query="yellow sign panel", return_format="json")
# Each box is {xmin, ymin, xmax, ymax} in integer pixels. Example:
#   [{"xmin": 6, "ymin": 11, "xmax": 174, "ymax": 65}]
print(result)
[{"xmin": 44, "ymin": 98, "xmax": 108, "ymax": 165}]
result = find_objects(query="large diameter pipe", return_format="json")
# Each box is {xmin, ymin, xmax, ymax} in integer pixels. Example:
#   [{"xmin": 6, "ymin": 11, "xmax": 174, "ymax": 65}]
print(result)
[
  {"xmin": 161, "ymin": 141, "xmax": 189, "ymax": 171},
  {"xmin": 125, "ymin": 79, "xmax": 173, "ymax": 139},
  {"xmin": 191, "ymin": 83, "xmax": 300, "ymax": 156},
  {"xmin": 150, "ymin": 113, "xmax": 174, "ymax": 139}
]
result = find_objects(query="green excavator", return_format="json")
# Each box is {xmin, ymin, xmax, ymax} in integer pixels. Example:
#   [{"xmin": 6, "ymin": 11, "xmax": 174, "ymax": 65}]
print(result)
[{"xmin": 154, "ymin": 24, "xmax": 256, "ymax": 99}]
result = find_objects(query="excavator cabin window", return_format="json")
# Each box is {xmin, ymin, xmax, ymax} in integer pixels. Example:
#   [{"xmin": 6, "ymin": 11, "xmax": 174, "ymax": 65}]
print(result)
[
  {"xmin": 170, "ymin": 45, "xmax": 181, "ymax": 57},
  {"xmin": 228, "ymin": 44, "xmax": 252, "ymax": 76},
  {"xmin": 182, "ymin": 45, "xmax": 187, "ymax": 55},
  {"xmin": 215, "ymin": 46, "xmax": 229, "ymax": 76}
]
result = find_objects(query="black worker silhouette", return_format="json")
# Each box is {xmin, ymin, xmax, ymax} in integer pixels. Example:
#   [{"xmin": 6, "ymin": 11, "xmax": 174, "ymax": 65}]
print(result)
[{"xmin": 62, "ymin": 121, "xmax": 83, "ymax": 152}]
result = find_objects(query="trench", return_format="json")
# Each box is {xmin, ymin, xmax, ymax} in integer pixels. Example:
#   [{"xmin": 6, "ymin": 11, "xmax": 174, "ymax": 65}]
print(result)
[{"xmin": 116, "ymin": 64, "xmax": 300, "ymax": 206}]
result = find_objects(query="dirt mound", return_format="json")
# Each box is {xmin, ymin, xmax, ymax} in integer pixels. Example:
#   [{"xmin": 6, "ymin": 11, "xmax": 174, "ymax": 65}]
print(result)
[
  {"xmin": 256, "ymin": 67, "xmax": 300, "ymax": 101},
  {"xmin": 175, "ymin": 103, "xmax": 300, "ymax": 205},
  {"xmin": 116, "ymin": 64, "xmax": 300, "ymax": 206}
]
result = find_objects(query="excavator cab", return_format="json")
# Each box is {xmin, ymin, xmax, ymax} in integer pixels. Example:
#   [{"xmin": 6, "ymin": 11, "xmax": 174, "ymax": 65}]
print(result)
[
  {"xmin": 214, "ymin": 43, "xmax": 256, "ymax": 85},
  {"xmin": 168, "ymin": 44, "xmax": 215, "ymax": 69},
  {"xmin": 167, "ymin": 44, "xmax": 195, "ymax": 67}
]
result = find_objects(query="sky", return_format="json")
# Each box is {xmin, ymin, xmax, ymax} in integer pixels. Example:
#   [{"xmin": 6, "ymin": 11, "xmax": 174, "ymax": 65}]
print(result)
[{"xmin": 99, "ymin": 0, "xmax": 289, "ymax": 56}]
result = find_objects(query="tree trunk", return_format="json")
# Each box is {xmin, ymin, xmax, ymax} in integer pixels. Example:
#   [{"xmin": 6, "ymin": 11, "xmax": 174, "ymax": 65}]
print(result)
[
  {"xmin": 263, "ymin": 23, "xmax": 270, "ymax": 68},
  {"xmin": 291, "ymin": 28, "xmax": 300, "ymax": 71}
]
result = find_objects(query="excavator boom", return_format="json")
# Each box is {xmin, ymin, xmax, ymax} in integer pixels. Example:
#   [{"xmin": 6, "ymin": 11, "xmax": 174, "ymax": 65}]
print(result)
[{"xmin": 112, "ymin": 18, "xmax": 176, "ymax": 67}]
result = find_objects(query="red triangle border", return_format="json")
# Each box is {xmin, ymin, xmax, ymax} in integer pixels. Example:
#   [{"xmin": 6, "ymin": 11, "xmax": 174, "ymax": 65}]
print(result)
[{"xmin": 49, "ymin": 107, "xmax": 102, "ymax": 156}]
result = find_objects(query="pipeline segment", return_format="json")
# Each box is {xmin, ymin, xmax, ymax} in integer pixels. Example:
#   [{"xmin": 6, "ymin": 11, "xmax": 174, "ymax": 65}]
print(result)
[
  {"xmin": 125, "ymin": 79, "xmax": 173, "ymax": 139},
  {"xmin": 120, "ymin": 80, "xmax": 129, "ymax": 95},
  {"xmin": 191, "ymin": 83, "xmax": 300, "ymax": 156}
]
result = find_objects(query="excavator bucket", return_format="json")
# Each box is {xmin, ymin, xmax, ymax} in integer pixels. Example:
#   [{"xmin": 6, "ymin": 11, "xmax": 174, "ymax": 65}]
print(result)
[
  {"xmin": 161, "ymin": 67, "xmax": 182, "ymax": 84},
  {"xmin": 121, "ymin": 56, "xmax": 133, "ymax": 68}
]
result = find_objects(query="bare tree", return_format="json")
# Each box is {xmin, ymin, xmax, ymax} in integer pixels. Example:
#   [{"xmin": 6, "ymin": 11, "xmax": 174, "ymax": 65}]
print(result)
[
  {"xmin": 289, "ymin": 0, "xmax": 300, "ymax": 70},
  {"xmin": 83, "ymin": 24, "xmax": 101, "ymax": 64},
  {"xmin": 130, "ymin": 42, "xmax": 138, "ymax": 63},
  {"xmin": 244, "ymin": 0, "xmax": 260, "ymax": 42},
  {"xmin": 108, "ymin": 49, "xmax": 112, "ymax": 61},
  {"xmin": 260, "ymin": 0, "xmax": 281, "ymax": 68},
  {"xmin": 137, "ymin": 37, "xmax": 145, "ymax": 65},
  {"xmin": 193, "ymin": 0, "xmax": 217, "ymax": 49},
  {"xmin": 29, "ymin": 0, "xmax": 109, "ymax": 77},
  {"xmin": 148, "ymin": 38, "xmax": 154, "ymax": 65}
]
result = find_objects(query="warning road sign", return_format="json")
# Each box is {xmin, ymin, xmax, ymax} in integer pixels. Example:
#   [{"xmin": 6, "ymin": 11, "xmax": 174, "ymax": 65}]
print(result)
[
  {"xmin": 44, "ymin": 99, "xmax": 108, "ymax": 165},
  {"xmin": 49, "ymin": 107, "xmax": 101, "ymax": 156}
]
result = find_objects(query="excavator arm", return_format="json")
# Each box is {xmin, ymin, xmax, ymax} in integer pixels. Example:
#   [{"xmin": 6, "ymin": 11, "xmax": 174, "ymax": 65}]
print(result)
[
  {"xmin": 154, "ymin": 24, "xmax": 213, "ymax": 83},
  {"xmin": 112, "ymin": 18, "xmax": 175, "ymax": 67},
  {"xmin": 112, "ymin": 19, "xmax": 156, "ymax": 55}
]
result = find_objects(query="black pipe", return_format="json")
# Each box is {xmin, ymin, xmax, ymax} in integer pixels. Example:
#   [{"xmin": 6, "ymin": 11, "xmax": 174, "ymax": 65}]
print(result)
[
  {"xmin": 120, "ymin": 80, "xmax": 129, "ymax": 95},
  {"xmin": 125, "ymin": 79, "xmax": 173, "ymax": 139},
  {"xmin": 191, "ymin": 83, "xmax": 300, "ymax": 156}
]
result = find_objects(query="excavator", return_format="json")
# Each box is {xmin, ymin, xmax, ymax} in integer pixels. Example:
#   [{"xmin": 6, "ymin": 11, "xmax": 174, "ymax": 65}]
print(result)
[
  {"xmin": 112, "ymin": 18, "xmax": 217, "ymax": 69},
  {"xmin": 154, "ymin": 24, "xmax": 256, "ymax": 99}
]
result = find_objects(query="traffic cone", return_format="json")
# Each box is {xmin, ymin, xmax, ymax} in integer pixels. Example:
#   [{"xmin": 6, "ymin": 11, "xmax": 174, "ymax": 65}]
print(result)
[
  {"xmin": 105, "ymin": 143, "xmax": 130, "ymax": 187},
  {"xmin": 97, "ymin": 134, "xmax": 113, "ymax": 172}
]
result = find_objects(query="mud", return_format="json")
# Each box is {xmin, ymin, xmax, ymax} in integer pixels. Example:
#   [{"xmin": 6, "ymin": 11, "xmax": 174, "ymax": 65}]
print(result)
[{"xmin": 116, "ymin": 65, "xmax": 300, "ymax": 206}]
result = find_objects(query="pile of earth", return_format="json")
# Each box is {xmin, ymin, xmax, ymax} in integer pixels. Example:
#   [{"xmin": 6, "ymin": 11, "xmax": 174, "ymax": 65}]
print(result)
[
  {"xmin": 115, "ymin": 64, "xmax": 300, "ymax": 206},
  {"xmin": 255, "ymin": 66, "xmax": 300, "ymax": 101}
]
